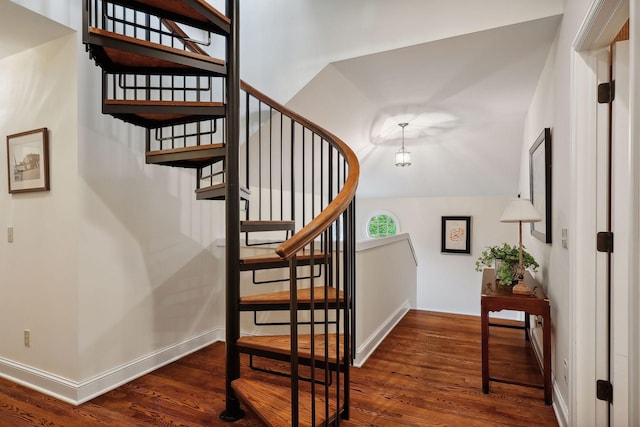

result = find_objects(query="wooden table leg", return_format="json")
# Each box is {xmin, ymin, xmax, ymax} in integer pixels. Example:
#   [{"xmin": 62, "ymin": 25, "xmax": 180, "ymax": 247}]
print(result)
[
  {"xmin": 543, "ymin": 305, "xmax": 552, "ymax": 405},
  {"xmin": 481, "ymin": 299, "xmax": 489, "ymax": 394}
]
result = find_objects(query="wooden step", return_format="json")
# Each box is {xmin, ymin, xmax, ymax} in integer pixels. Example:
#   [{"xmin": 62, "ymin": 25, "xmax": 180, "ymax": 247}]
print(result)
[
  {"xmin": 240, "ymin": 286, "xmax": 344, "ymax": 311},
  {"xmin": 115, "ymin": 0, "xmax": 231, "ymax": 34},
  {"xmin": 146, "ymin": 143, "xmax": 225, "ymax": 168},
  {"xmin": 240, "ymin": 220, "xmax": 296, "ymax": 233},
  {"xmin": 239, "ymin": 251, "xmax": 329, "ymax": 271},
  {"xmin": 237, "ymin": 334, "xmax": 345, "ymax": 366},
  {"xmin": 195, "ymin": 183, "xmax": 251, "ymax": 201},
  {"xmin": 232, "ymin": 378, "xmax": 340, "ymax": 427},
  {"xmin": 104, "ymin": 100, "xmax": 225, "ymax": 128},
  {"xmin": 86, "ymin": 28, "xmax": 226, "ymax": 76}
]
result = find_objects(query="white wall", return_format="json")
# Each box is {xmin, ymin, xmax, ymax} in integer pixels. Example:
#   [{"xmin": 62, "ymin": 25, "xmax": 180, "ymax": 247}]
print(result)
[
  {"xmin": 75, "ymin": 28, "xmax": 226, "ymax": 385},
  {"xmin": 357, "ymin": 195, "xmax": 515, "ymax": 317},
  {"xmin": 1, "ymin": 1, "xmax": 228, "ymax": 403},
  {"xmin": 355, "ymin": 234, "xmax": 417, "ymax": 366},
  {"xmin": 0, "ymin": 34, "xmax": 79, "ymax": 379},
  {"xmin": 518, "ymin": 0, "xmax": 594, "ymax": 422}
]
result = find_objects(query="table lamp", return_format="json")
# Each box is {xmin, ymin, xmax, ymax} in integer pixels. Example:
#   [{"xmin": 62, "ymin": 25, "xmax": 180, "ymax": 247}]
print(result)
[{"xmin": 500, "ymin": 195, "xmax": 541, "ymax": 295}]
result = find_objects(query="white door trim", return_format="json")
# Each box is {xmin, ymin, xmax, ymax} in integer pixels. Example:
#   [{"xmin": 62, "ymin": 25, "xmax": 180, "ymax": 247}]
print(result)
[
  {"xmin": 627, "ymin": 2, "xmax": 640, "ymax": 424},
  {"xmin": 569, "ymin": 46, "xmax": 608, "ymax": 427},
  {"xmin": 570, "ymin": 1, "xmax": 631, "ymax": 426},
  {"xmin": 611, "ymin": 39, "xmax": 631, "ymax": 427}
]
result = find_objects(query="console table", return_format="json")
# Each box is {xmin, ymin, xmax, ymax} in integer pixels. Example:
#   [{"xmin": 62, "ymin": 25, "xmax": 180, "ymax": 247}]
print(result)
[{"xmin": 481, "ymin": 268, "xmax": 552, "ymax": 405}]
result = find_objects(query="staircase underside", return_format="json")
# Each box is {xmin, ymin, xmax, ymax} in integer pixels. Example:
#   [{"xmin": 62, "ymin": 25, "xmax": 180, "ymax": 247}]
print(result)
[
  {"xmin": 146, "ymin": 143, "xmax": 225, "ymax": 168},
  {"xmin": 87, "ymin": 28, "xmax": 226, "ymax": 76},
  {"xmin": 232, "ymin": 377, "xmax": 342, "ymax": 427}
]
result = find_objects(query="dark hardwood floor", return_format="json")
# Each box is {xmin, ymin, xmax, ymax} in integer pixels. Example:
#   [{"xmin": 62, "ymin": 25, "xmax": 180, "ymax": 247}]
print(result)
[{"xmin": 0, "ymin": 310, "xmax": 558, "ymax": 426}]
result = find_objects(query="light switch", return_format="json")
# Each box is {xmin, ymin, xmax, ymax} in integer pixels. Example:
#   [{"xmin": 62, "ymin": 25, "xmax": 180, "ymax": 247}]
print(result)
[
  {"xmin": 7, "ymin": 227, "xmax": 13, "ymax": 243},
  {"xmin": 561, "ymin": 228, "xmax": 568, "ymax": 249}
]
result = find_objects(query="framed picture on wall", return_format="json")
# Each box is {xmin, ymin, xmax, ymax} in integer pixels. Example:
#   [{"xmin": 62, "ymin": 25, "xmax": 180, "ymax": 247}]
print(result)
[
  {"xmin": 529, "ymin": 128, "xmax": 552, "ymax": 243},
  {"xmin": 7, "ymin": 128, "xmax": 50, "ymax": 194},
  {"xmin": 441, "ymin": 216, "xmax": 471, "ymax": 254}
]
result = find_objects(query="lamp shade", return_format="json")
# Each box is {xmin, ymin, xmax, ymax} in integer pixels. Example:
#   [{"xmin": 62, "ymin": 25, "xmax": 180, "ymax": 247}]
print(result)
[
  {"xmin": 500, "ymin": 198, "xmax": 541, "ymax": 223},
  {"xmin": 395, "ymin": 149, "xmax": 411, "ymax": 167}
]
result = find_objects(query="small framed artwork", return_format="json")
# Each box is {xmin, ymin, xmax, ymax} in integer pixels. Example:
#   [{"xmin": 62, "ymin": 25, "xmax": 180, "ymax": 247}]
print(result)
[
  {"xmin": 529, "ymin": 128, "xmax": 552, "ymax": 243},
  {"xmin": 441, "ymin": 216, "xmax": 471, "ymax": 254},
  {"xmin": 7, "ymin": 127, "xmax": 50, "ymax": 194}
]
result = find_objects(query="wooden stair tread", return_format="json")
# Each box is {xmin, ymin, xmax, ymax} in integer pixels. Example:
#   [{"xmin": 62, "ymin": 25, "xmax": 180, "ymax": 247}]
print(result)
[
  {"xmin": 232, "ymin": 378, "xmax": 339, "ymax": 427},
  {"xmin": 104, "ymin": 100, "xmax": 225, "ymax": 128},
  {"xmin": 239, "ymin": 250, "xmax": 329, "ymax": 271},
  {"xmin": 88, "ymin": 28, "xmax": 225, "ymax": 75},
  {"xmin": 195, "ymin": 183, "xmax": 251, "ymax": 201},
  {"xmin": 89, "ymin": 28, "xmax": 224, "ymax": 65},
  {"xmin": 238, "ymin": 334, "xmax": 345, "ymax": 364},
  {"xmin": 146, "ymin": 143, "xmax": 225, "ymax": 168},
  {"xmin": 240, "ymin": 251, "xmax": 327, "ymax": 265},
  {"xmin": 240, "ymin": 286, "xmax": 343, "ymax": 306},
  {"xmin": 147, "ymin": 143, "xmax": 225, "ymax": 156},
  {"xmin": 240, "ymin": 220, "xmax": 296, "ymax": 232},
  {"xmin": 129, "ymin": 0, "xmax": 230, "ymax": 33}
]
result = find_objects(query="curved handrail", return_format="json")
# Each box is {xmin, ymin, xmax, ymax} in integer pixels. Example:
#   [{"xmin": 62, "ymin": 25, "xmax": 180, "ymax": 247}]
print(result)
[{"xmin": 240, "ymin": 80, "xmax": 360, "ymax": 260}]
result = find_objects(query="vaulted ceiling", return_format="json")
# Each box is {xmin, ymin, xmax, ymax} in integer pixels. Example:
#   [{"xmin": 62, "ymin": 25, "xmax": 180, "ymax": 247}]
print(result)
[
  {"xmin": 240, "ymin": 0, "xmax": 563, "ymax": 199},
  {"xmin": 0, "ymin": 1, "xmax": 72, "ymax": 60}
]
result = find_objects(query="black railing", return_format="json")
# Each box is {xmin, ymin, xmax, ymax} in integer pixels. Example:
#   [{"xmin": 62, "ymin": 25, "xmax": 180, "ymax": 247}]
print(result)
[
  {"xmin": 86, "ymin": 0, "xmax": 221, "ymax": 51},
  {"xmin": 240, "ymin": 81, "xmax": 357, "ymax": 425}
]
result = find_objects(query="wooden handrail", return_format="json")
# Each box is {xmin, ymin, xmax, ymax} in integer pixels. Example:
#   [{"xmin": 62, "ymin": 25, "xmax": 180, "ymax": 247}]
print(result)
[
  {"xmin": 239, "ymin": 81, "xmax": 360, "ymax": 260},
  {"xmin": 161, "ymin": 19, "xmax": 209, "ymax": 55}
]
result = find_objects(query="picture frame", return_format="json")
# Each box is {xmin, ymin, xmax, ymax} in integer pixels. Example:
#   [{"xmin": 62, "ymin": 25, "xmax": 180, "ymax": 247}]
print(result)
[
  {"xmin": 7, "ymin": 128, "xmax": 50, "ymax": 194},
  {"xmin": 529, "ymin": 128, "xmax": 552, "ymax": 243},
  {"xmin": 441, "ymin": 216, "xmax": 471, "ymax": 254}
]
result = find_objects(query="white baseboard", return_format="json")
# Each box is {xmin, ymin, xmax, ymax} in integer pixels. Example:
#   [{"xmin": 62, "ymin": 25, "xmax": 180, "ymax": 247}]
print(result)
[
  {"xmin": 354, "ymin": 301, "xmax": 410, "ymax": 368},
  {"xmin": 530, "ymin": 323, "xmax": 568, "ymax": 427},
  {"xmin": 553, "ymin": 379, "xmax": 569, "ymax": 427},
  {"xmin": 0, "ymin": 328, "xmax": 224, "ymax": 405}
]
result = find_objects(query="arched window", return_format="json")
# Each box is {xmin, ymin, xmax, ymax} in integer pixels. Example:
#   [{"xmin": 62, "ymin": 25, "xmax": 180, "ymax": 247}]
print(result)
[{"xmin": 366, "ymin": 212, "xmax": 399, "ymax": 238}]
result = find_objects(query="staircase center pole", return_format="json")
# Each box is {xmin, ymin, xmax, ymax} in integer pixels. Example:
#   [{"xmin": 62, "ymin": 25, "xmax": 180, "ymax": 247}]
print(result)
[{"xmin": 220, "ymin": 0, "xmax": 244, "ymax": 422}]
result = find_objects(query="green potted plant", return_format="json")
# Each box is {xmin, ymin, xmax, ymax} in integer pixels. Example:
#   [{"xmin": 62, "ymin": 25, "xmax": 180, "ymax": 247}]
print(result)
[{"xmin": 475, "ymin": 243, "xmax": 539, "ymax": 286}]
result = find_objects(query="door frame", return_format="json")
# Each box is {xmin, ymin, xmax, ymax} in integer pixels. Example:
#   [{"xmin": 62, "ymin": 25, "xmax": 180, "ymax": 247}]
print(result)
[{"xmin": 570, "ymin": 1, "xmax": 638, "ymax": 426}]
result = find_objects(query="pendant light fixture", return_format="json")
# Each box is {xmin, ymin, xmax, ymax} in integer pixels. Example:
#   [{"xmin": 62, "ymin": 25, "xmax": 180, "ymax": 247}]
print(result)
[{"xmin": 395, "ymin": 122, "xmax": 411, "ymax": 167}]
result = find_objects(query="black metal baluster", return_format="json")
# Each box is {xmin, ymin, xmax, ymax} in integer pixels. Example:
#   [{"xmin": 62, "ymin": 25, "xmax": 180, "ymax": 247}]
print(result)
[
  {"xmin": 244, "ymin": 91, "xmax": 250, "ymax": 221},
  {"xmin": 290, "ymin": 120, "xmax": 296, "ymax": 226},
  {"xmin": 280, "ymin": 113, "xmax": 289, "ymax": 222},
  {"xmin": 290, "ymin": 256, "xmax": 300, "ymax": 426},
  {"xmin": 310, "ymin": 241, "xmax": 316, "ymax": 425},
  {"xmin": 269, "ymin": 107, "xmax": 273, "ymax": 220},
  {"xmin": 258, "ymin": 101, "xmax": 262, "ymax": 220},
  {"xmin": 302, "ymin": 128, "xmax": 306, "ymax": 229}
]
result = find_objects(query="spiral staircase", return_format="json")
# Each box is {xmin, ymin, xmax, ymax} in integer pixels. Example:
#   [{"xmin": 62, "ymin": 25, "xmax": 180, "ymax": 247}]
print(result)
[{"xmin": 83, "ymin": 1, "xmax": 358, "ymax": 426}]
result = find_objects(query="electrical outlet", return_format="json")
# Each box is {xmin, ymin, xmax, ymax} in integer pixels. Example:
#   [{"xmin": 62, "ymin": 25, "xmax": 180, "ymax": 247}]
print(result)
[
  {"xmin": 7, "ymin": 227, "xmax": 13, "ymax": 243},
  {"xmin": 24, "ymin": 330, "xmax": 30, "ymax": 347},
  {"xmin": 563, "ymin": 358, "xmax": 568, "ymax": 384}
]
